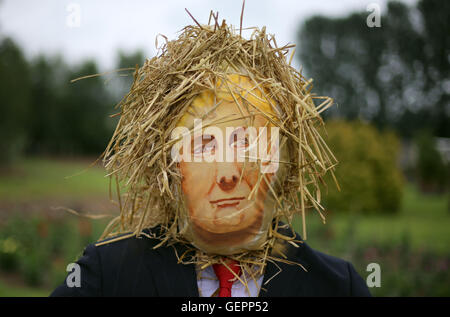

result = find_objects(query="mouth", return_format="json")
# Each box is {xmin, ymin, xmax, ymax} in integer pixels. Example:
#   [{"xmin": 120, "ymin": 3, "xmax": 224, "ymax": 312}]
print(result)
[{"xmin": 210, "ymin": 197, "xmax": 245, "ymax": 209}]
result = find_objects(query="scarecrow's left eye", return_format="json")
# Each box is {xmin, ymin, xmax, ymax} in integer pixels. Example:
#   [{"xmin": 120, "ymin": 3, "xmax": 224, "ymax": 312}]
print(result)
[
  {"xmin": 229, "ymin": 128, "xmax": 249, "ymax": 149},
  {"xmin": 192, "ymin": 135, "xmax": 216, "ymax": 155}
]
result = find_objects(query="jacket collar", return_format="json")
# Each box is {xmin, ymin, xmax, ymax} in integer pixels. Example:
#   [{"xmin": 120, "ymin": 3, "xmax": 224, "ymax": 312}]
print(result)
[
  {"xmin": 142, "ymin": 237, "xmax": 199, "ymax": 297},
  {"xmin": 143, "ymin": 226, "xmax": 307, "ymax": 297},
  {"xmin": 258, "ymin": 235, "xmax": 309, "ymax": 297}
]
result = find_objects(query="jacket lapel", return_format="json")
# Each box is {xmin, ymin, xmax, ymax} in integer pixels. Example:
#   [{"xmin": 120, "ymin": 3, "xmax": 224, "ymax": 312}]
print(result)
[
  {"xmin": 259, "ymin": 236, "xmax": 310, "ymax": 297},
  {"xmin": 144, "ymin": 242, "xmax": 199, "ymax": 296}
]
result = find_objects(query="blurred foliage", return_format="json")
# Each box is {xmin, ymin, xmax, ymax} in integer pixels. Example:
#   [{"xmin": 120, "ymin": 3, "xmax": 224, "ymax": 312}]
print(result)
[
  {"xmin": 294, "ymin": 183, "xmax": 450, "ymax": 296},
  {"xmin": 0, "ymin": 159, "xmax": 448, "ymax": 296},
  {"xmin": 0, "ymin": 184, "xmax": 446, "ymax": 296},
  {"xmin": 0, "ymin": 38, "xmax": 31, "ymax": 164},
  {"xmin": 298, "ymin": 0, "xmax": 450, "ymax": 138},
  {"xmin": 0, "ymin": 35, "xmax": 146, "ymax": 165},
  {"xmin": 27, "ymin": 57, "xmax": 116, "ymax": 156},
  {"xmin": 306, "ymin": 183, "xmax": 450, "ymax": 255},
  {"xmin": 58, "ymin": 60, "xmax": 113, "ymax": 155},
  {"xmin": 414, "ymin": 130, "xmax": 448, "ymax": 193},
  {"xmin": 0, "ymin": 214, "xmax": 108, "ymax": 289},
  {"xmin": 322, "ymin": 120, "xmax": 403, "ymax": 213},
  {"xmin": 350, "ymin": 233, "xmax": 449, "ymax": 296}
]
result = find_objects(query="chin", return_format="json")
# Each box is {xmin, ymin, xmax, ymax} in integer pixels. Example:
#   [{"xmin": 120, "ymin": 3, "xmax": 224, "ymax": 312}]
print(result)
[{"xmin": 190, "ymin": 209, "xmax": 263, "ymax": 250}]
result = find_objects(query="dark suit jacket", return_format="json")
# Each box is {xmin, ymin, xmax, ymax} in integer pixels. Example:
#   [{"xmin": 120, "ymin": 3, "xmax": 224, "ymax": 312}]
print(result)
[{"xmin": 50, "ymin": 228, "xmax": 371, "ymax": 297}]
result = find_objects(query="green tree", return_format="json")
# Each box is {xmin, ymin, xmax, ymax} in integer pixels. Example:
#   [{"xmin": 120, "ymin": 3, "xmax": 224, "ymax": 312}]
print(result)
[
  {"xmin": 297, "ymin": 0, "xmax": 450, "ymax": 138},
  {"xmin": 26, "ymin": 57, "xmax": 114, "ymax": 156},
  {"xmin": 414, "ymin": 130, "xmax": 447, "ymax": 193},
  {"xmin": 0, "ymin": 38, "xmax": 31, "ymax": 164},
  {"xmin": 60, "ymin": 60, "xmax": 114, "ymax": 155},
  {"xmin": 417, "ymin": 0, "xmax": 450, "ymax": 137},
  {"xmin": 27, "ymin": 55, "xmax": 69, "ymax": 154}
]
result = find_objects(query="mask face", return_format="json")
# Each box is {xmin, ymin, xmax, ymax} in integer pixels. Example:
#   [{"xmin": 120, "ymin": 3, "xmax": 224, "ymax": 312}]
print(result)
[{"xmin": 174, "ymin": 75, "xmax": 285, "ymax": 255}]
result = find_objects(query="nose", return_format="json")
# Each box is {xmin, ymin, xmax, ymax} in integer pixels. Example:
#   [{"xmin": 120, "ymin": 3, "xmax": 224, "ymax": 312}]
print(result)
[
  {"xmin": 216, "ymin": 164, "xmax": 240, "ymax": 192},
  {"xmin": 218, "ymin": 175, "xmax": 238, "ymax": 192}
]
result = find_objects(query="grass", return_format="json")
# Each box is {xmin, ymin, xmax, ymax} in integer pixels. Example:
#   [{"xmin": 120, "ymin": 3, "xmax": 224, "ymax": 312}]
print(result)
[
  {"xmin": 0, "ymin": 156, "xmax": 110, "ymax": 202},
  {"xmin": 294, "ymin": 183, "xmax": 450, "ymax": 256},
  {"xmin": 0, "ymin": 277, "xmax": 50, "ymax": 297}
]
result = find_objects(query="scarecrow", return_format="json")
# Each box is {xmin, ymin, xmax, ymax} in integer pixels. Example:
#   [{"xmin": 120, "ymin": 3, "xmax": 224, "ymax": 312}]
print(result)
[{"xmin": 51, "ymin": 11, "xmax": 370, "ymax": 297}]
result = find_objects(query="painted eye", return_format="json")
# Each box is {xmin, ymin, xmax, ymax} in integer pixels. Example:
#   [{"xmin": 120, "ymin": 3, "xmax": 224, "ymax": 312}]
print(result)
[
  {"xmin": 234, "ymin": 137, "xmax": 249, "ymax": 148},
  {"xmin": 229, "ymin": 128, "xmax": 249, "ymax": 148},
  {"xmin": 192, "ymin": 136, "xmax": 216, "ymax": 155},
  {"xmin": 193, "ymin": 145, "xmax": 203, "ymax": 155}
]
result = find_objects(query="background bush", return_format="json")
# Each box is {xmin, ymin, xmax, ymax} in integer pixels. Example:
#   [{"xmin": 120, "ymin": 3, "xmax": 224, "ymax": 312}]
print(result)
[
  {"xmin": 321, "ymin": 120, "xmax": 404, "ymax": 214},
  {"xmin": 0, "ymin": 214, "xmax": 107, "ymax": 289}
]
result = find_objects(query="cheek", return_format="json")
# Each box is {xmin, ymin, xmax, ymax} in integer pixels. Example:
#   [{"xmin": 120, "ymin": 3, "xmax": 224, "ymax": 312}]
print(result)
[
  {"xmin": 180, "ymin": 162, "xmax": 216, "ymax": 203},
  {"xmin": 238, "ymin": 162, "xmax": 260, "ymax": 188},
  {"xmin": 239, "ymin": 162, "xmax": 273, "ymax": 203}
]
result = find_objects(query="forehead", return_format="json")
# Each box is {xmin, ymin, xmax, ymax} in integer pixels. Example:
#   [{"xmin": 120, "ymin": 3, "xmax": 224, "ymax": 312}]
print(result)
[{"xmin": 176, "ymin": 75, "xmax": 277, "ymax": 130}]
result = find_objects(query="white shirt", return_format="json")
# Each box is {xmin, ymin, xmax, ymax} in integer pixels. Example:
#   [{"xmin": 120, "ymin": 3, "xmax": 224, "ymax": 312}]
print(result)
[{"xmin": 197, "ymin": 265, "xmax": 264, "ymax": 297}]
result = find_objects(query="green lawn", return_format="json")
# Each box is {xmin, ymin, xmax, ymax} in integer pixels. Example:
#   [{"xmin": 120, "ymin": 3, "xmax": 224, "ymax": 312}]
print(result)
[
  {"xmin": 0, "ymin": 156, "xmax": 110, "ymax": 202},
  {"xmin": 0, "ymin": 277, "xmax": 50, "ymax": 297},
  {"xmin": 294, "ymin": 184, "xmax": 450, "ymax": 255}
]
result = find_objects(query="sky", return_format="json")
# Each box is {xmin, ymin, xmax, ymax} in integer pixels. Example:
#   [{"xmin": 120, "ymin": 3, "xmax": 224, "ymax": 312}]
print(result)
[{"xmin": 0, "ymin": 0, "xmax": 418, "ymax": 70}]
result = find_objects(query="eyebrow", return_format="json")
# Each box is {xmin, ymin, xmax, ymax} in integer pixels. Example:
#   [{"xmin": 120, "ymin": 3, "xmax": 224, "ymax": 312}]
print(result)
[
  {"xmin": 229, "ymin": 127, "xmax": 246, "ymax": 139},
  {"xmin": 192, "ymin": 134, "xmax": 215, "ymax": 141},
  {"xmin": 190, "ymin": 134, "xmax": 216, "ymax": 153}
]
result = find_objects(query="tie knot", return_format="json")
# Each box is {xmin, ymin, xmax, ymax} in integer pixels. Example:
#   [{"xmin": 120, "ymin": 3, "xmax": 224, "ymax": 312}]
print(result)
[{"xmin": 212, "ymin": 260, "xmax": 241, "ymax": 297}]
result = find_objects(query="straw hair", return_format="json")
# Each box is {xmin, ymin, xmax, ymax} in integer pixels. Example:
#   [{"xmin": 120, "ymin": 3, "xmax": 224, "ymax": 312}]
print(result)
[{"xmin": 96, "ymin": 11, "xmax": 338, "ymax": 282}]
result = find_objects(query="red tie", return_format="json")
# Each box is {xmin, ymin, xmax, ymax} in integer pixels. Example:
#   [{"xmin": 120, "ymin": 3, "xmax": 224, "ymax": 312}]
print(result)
[{"xmin": 212, "ymin": 260, "xmax": 241, "ymax": 297}]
